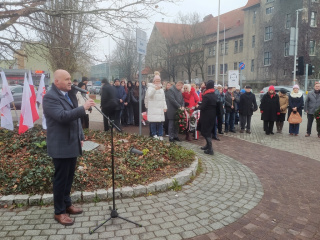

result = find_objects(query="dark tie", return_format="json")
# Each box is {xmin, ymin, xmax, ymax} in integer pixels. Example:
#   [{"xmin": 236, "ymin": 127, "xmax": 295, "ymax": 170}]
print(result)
[{"xmin": 65, "ymin": 93, "xmax": 73, "ymax": 105}]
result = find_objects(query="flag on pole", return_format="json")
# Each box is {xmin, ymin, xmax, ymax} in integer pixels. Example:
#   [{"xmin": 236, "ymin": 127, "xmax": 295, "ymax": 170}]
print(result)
[
  {"xmin": 36, "ymin": 74, "xmax": 47, "ymax": 129},
  {"xmin": 28, "ymin": 70, "xmax": 39, "ymax": 122},
  {"xmin": 0, "ymin": 71, "xmax": 14, "ymax": 130},
  {"xmin": 18, "ymin": 74, "xmax": 34, "ymax": 134}
]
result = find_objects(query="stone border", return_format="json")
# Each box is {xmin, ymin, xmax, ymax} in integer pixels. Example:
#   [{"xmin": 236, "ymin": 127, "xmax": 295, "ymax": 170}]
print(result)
[{"xmin": 0, "ymin": 157, "xmax": 198, "ymax": 207}]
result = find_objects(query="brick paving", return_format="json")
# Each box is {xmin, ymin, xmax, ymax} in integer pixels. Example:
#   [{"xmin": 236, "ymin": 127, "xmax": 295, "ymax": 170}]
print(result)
[{"xmin": 3, "ymin": 102, "xmax": 320, "ymax": 239}]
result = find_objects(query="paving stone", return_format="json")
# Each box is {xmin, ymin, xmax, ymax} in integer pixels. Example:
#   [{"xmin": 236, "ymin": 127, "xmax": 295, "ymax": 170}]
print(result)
[
  {"xmin": 82, "ymin": 191, "xmax": 96, "ymax": 202},
  {"xmin": 96, "ymin": 189, "xmax": 108, "ymax": 200},
  {"xmin": 0, "ymin": 195, "xmax": 15, "ymax": 206},
  {"xmin": 41, "ymin": 194, "xmax": 53, "ymax": 205},
  {"xmin": 14, "ymin": 195, "xmax": 29, "ymax": 205},
  {"xmin": 70, "ymin": 191, "xmax": 82, "ymax": 203}
]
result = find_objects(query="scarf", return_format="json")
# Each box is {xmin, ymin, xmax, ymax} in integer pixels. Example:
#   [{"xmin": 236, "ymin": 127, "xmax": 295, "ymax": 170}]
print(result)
[
  {"xmin": 290, "ymin": 91, "xmax": 302, "ymax": 98},
  {"xmin": 203, "ymin": 89, "xmax": 215, "ymax": 95}
]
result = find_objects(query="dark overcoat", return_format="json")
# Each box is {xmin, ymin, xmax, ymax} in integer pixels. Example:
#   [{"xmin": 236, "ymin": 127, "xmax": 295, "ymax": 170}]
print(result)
[
  {"xmin": 101, "ymin": 83, "xmax": 117, "ymax": 112},
  {"xmin": 166, "ymin": 85, "xmax": 184, "ymax": 120},
  {"xmin": 225, "ymin": 91, "xmax": 239, "ymax": 113},
  {"xmin": 198, "ymin": 92, "xmax": 217, "ymax": 138},
  {"xmin": 239, "ymin": 92, "xmax": 258, "ymax": 116},
  {"xmin": 260, "ymin": 93, "xmax": 280, "ymax": 121},
  {"xmin": 288, "ymin": 93, "xmax": 304, "ymax": 120},
  {"xmin": 43, "ymin": 83, "xmax": 86, "ymax": 159}
]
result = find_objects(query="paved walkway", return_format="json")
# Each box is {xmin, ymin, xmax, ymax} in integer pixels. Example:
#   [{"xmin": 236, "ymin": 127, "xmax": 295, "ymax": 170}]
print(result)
[{"xmin": 3, "ymin": 105, "xmax": 320, "ymax": 239}]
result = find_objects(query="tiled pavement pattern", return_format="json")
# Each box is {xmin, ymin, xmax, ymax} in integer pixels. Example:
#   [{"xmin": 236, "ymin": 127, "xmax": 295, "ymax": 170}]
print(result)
[{"xmin": 0, "ymin": 144, "xmax": 263, "ymax": 240}]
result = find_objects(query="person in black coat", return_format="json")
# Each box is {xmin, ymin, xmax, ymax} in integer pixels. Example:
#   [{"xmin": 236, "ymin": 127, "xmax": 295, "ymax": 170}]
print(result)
[
  {"xmin": 100, "ymin": 78, "xmax": 117, "ymax": 131},
  {"xmin": 260, "ymin": 85, "xmax": 280, "ymax": 135},
  {"xmin": 43, "ymin": 69, "xmax": 95, "ymax": 226},
  {"xmin": 288, "ymin": 85, "xmax": 304, "ymax": 136},
  {"xmin": 198, "ymin": 80, "xmax": 217, "ymax": 155},
  {"xmin": 239, "ymin": 86, "xmax": 257, "ymax": 133}
]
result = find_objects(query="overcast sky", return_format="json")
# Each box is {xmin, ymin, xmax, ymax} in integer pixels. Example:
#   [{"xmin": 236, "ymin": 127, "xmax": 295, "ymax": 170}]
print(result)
[{"xmin": 96, "ymin": 0, "xmax": 248, "ymax": 61}]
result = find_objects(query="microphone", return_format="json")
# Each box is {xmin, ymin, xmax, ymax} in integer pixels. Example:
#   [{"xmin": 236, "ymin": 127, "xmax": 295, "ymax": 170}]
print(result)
[
  {"xmin": 71, "ymin": 85, "xmax": 88, "ymax": 94},
  {"xmin": 129, "ymin": 147, "xmax": 143, "ymax": 155}
]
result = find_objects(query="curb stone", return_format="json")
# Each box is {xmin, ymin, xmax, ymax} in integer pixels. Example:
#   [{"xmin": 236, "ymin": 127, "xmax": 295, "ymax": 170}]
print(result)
[{"xmin": 0, "ymin": 157, "xmax": 198, "ymax": 207}]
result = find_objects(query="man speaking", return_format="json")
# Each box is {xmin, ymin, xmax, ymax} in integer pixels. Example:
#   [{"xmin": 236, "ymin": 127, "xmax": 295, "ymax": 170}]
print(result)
[{"xmin": 43, "ymin": 69, "xmax": 95, "ymax": 226}]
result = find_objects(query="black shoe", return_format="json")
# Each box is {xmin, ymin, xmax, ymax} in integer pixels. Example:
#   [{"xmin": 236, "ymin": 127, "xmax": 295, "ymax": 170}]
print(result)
[
  {"xmin": 204, "ymin": 149, "xmax": 214, "ymax": 155},
  {"xmin": 169, "ymin": 139, "xmax": 175, "ymax": 143},
  {"xmin": 218, "ymin": 132, "xmax": 224, "ymax": 135},
  {"xmin": 240, "ymin": 129, "xmax": 244, "ymax": 133},
  {"xmin": 173, "ymin": 137, "xmax": 181, "ymax": 142},
  {"xmin": 246, "ymin": 130, "xmax": 251, "ymax": 134},
  {"xmin": 201, "ymin": 145, "xmax": 208, "ymax": 150},
  {"xmin": 212, "ymin": 137, "xmax": 220, "ymax": 141},
  {"xmin": 270, "ymin": 132, "xmax": 274, "ymax": 135},
  {"xmin": 230, "ymin": 130, "xmax": 236, "ymax": 133},
  {"xmin": 225, "ymin": 130, "xmax": 229, "ymax": 133},
  {"xmin": 266, "ymin": 132, "xmax": 270, "ymax": 135}
]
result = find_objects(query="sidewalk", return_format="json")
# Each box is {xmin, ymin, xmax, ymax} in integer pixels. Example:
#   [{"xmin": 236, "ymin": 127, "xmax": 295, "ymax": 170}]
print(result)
[{"xmin": 2, "ymin": 109, "xmax": 320, "ymax": 239}]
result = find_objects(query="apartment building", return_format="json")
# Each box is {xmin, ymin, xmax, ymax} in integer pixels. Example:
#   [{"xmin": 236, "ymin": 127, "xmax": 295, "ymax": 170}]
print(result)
[{"xmin": 145, "ymin": 0, "xmax": 320, "ymax": 87}]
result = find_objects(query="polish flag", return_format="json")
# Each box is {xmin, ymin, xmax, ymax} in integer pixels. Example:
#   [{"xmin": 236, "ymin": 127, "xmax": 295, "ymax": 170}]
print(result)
[
  {"xmin": 36, "ymin": 74, "xmax": 47, "ymax": 129},
  {"xmin": 28, "ymin": 70, "xmax": 39, "ymax": 122},
  {"xmin": 18, "ymin": 74, "xmax": 34, "ymax": 134},
  {"xmin": 0, "ymin": 71, "xmax": 14, "ymax": 130}
]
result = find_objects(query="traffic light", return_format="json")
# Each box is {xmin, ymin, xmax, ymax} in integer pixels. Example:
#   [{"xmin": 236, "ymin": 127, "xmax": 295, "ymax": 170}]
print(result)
[
  {"xmin": 297, "ymin": 56, "xmax": 304, "ymax": 75},
  {"xmin": 308, "ymin": 65, "xmax": 315, "ymax": 76}
]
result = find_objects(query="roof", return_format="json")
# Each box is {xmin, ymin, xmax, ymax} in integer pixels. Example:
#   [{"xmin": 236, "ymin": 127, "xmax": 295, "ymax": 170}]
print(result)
[
  {"xmin": 243, "ymin": 0, "xmax": 261, "ymax": 10},
  {"xmin": 205, "ymin": 24, "xmax": 244, "ymax": 45}
]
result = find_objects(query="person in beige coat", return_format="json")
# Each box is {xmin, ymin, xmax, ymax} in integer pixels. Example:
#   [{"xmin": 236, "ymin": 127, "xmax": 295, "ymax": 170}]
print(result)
[{"xmin": 276, "ymin": 88, "xmax": 289, "ymax": 133}]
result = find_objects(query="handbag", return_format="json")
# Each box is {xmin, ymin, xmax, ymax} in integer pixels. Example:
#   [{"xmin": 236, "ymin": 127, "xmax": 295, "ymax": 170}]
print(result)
[{"xmin": 288, "ymin": 111, "xmax": 302, "ymax": 124}]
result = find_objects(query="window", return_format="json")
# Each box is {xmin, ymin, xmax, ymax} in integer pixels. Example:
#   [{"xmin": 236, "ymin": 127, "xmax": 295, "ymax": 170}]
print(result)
[
  {"xmin": 310, "ymin": 40, "xmax": 316, "ymax": 55},
  {"xmin": 251, "ymin": 59, "xmax": 254, "ymax": 72},
  {"xmin": 312, "ymin": 0, "xmax": 319, "ymax": 2},
  {"xmin": 239, "ymin": 39, "xmax": 243, "ymax": 52},
  {"xmin": 209, "ymin": 46, "xmax": 216, "ymax": 56},
  {"xmin": 311, "ymin": 12, "xmax": 317, "ymax": 27},
  {"xmin": 220, "ymin": 64, "xmax": 228, "ymax": 75},
  {"xmin": 264, "ymin": 52, "xmax": 271, "ymax": 66},
  {"xmin": 225, "ymin": 42, "xmax": 229, "ymax": 55},
  {"xmin": 253, "ymin": 11, "xmax": 257, "ymax": 23},
  {"xmin": 252, "ymin": 35, "xmax": 255, "ymax": 48},
  {"xmin": 284, "ymin": 42, "xmax": 289, "ymax": 56},
  {"xmin": 234, "ymin": 40, "xmax": 238, "ymax": 53},
  {"xmin": 220, "ymin": 43, "xmax": 224, "ymax": 55},
  {"xmin": 208, "ymin": 65, "xmax": 215, "ymax": 75},
  {"xmin": 212, "ymin": 65, "xmax": 215, "ymax": 75},
  {"xmin": 266, "ymin": 0, "xmax": 274, "ymax": 2},
  {"xmin": 234, "ymin": 62, "xmax": 238, "ymax": 70},
  {"xmin": 265, "ymin": 26, "xmax": 273, "ymax": 41},
  {"xmin": 208, "ymin": 65, "xmax": 211, "ymax": 75},
  {"xmin": 285, "ymin": 14, "xmax": 291, "ymax": 29},
  {"xmin": 266, "ymin": 7, "xmax": 274, "ymax": 15}
]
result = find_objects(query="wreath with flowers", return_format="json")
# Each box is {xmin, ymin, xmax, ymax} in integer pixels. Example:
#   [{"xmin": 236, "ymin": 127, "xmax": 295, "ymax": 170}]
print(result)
[
  {"xmin": 315, "ymin": 106, "xmax": 320, "ymax": 132},
  {"xmin": 175, "ymin": 108, "xmax": 191, "ymax": 134}
]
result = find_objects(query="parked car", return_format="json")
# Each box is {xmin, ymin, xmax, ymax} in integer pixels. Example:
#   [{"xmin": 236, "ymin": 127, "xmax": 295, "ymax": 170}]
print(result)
[
  {"xmin": 89, "ymin": 86, "xmax": 101, "ymax": 94},
  {"xmin": 0, "ymin": 85, "xmax": 23, "ymax": 110},
  {"xmin": 259, "ymin": 86, "xmax": 306, "ymax": 100}
]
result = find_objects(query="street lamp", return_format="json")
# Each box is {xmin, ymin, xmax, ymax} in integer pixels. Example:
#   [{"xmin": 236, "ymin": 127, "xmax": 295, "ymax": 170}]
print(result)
[
  {"xmin": 215, "ymin": 0, "xmax": 220, "ymax": 85},
  {"xmin": 293, "ymin": 8, "xmax": 303, "ymax": 86}
]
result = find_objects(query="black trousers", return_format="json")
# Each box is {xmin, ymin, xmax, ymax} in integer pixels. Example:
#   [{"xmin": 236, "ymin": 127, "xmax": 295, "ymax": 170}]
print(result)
[
  {"xmin": 53, "ymin": 157, "xmax": 77, "ymax": 215},
  {"xmin": 264, "ymin": 121, "xmax": 274, "ymax": 134},
  {"xmin": 102, "ymin": 108, "xmax": 116, "ymax": 131},
  {"xmin": 307, "ymin": 114, "xmax": 315, "ymax": 134},
  {"xmin": 217, "ymin": 114, "xmax": 223, "ymax": 133},
  {"xmin": 240, "ymin": 115, "xmax": 252, "ymax": 130},
  {"xmin": 132, "ymin": 102, "xmax": 140, "ymax": 126}
]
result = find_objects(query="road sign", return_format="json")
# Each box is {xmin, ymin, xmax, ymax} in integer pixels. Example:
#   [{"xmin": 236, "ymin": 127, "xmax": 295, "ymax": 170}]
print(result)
[
  {"xmin": 239, "ymin": 62, "xmax": 245, "ymax": 70},
  {"xmin": 136, "ymin": 29, "xmax": 147, "ymax": 55},
  {"xmin": 228, "ymin": 70, "xmax": 239, "ymax": 87}
]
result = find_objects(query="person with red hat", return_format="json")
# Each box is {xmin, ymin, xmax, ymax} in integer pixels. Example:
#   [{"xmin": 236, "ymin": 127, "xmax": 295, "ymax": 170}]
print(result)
[{"xmin": 260, "ymin": 85, "xmax": 281, "ymax": 135}]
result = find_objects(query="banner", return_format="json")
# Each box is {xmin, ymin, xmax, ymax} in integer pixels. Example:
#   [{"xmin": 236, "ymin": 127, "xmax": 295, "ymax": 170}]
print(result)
[
  {"xmin": 36, "ymin": 74, "xmax": 47, "ymax": 129},
  {"xmin": 28, "ymin": 70, "xmax": 39, "ymax": 122},
  {"xmin": 228, "ymin": 70, "xmax": 239, "ymax": 88},
  {"xmin": 0, "ymin": 71, "xmax": 14, "ymax": 130}
]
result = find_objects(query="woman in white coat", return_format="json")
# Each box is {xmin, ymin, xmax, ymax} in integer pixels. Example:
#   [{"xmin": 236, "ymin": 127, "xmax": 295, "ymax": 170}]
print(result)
[
  {"xmin": 145, "ymin": 72, "xmax": 167, "ymax": 140},
  {"xmin": 76, "ymin": 82, "xmax": 92, "ymax": 128}
]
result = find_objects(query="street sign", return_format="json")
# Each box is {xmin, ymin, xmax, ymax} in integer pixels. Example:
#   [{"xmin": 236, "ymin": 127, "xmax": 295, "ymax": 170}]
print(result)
[
  {"xmin": 239, "ymin": 62, "xmax": 245, "ymax": 70},
  {"xmin": 136, "ymin": 29, "xmax": 147, "ymax": 55},
  {"xmin": 228, "ymin": 70, "xmax": 239, "ymax": 87}
]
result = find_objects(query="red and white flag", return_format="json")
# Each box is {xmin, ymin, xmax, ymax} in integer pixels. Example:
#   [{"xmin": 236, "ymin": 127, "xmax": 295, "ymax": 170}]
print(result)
[
  {"xmin": 28, "ymin": 70, "xmax": 39, "ymax": 122},
  {"xmin": 18, "ymin": 74, "xmax": 34, "ymax": 134},
  {"xmin": 36, "ymin": 74, "xmax": 47, "ymax": 129},
  {"xmin": 0, "ymin": 71, "xmax": 14, "ymax": 130}
]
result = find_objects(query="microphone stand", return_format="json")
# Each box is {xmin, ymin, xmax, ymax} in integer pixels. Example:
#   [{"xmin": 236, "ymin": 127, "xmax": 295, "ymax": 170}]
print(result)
[{"xmin": 79, "ymin": 93, "xmax": 142, "ymax": 234}]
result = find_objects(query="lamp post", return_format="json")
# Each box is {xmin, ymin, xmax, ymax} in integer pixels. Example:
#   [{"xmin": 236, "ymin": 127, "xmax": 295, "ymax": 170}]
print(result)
[
  {"xmin": 293, "ymin": 8, "xmax": 303, "ymax": 86},
  {"xmin": 215, "ymin": 0, "xmax": 220, "ymax": 85}
]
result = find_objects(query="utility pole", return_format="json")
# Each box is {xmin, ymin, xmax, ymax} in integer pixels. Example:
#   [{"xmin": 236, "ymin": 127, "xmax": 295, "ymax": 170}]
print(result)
[
  {"xmin": 215, "ymin": 0, "xmax": 220, "ymax": 85},
  {"xmin": 293, "ymin": 9, "xmax": 303, "ymax": 86}
]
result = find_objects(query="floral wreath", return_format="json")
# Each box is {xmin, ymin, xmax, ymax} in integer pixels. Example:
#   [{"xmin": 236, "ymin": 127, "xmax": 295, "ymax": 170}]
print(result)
[
  {"xmin": 315, "ymin": 106, "xmax": 320, "ymax": 132},
  {"xmin": 175, "ymin": 108, "xmax": 191, "ymax": 134}
]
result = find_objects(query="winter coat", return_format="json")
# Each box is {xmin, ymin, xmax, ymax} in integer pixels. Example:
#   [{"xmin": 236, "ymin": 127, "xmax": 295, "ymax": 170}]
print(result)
[
  {"xmin": 239, "ymin": 92, "xmax": 257, "ymax": 116},
  {"xmin": 43, "ymin": 83, "xmax": 85, "ymax": 158},
  {"xmin": 288, "ymin": 91, "xmax": 304, "ymax": 119},
  {"xmin": 166, "ymin": 85, "xmax": 184, "ymax": 120},
  {"xmin": 101, "ymin": 83, "xmax": 118, "ymax": 112},
  {"xmin": 260, "ymin": 93, "xmax": 280, "ymax": 121},
  {"xmin": 76, "ymin": 91, "xmax": 91, "ymax": 114},
  {"xmin": 198, "ymin": 90, "xmax": 217, "ymax": 138},
  {"xmin": 114, "ymin": 85, "xmax": 127, "ymax": 110},
  {"xmin": 215, "ymin": 91, "xmax": 225, "ymax": 116},
  {"xmin": 279, "ymin": 94, "xmax": 289, "ymax": 114},
  {"xmin": 225, "ymin": 91, "xmax": 239, "ymax": 113},
  {"xmin": 182, "ymin": 87, "xmax": 199, "ymax": 111},
  {"xmin": 305, "ymin": 90, "xmax": 320, "ymax": 114},
  {"xmin": 145, "ymin": 83, "xmax": 167, "ymax": 122}
]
